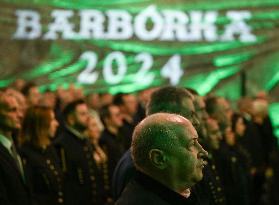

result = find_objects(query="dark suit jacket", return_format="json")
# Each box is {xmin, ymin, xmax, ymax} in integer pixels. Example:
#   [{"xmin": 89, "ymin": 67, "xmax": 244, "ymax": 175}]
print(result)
[
  {"xmin": 115, "ymin": 171, "xmax": 196, "ymax": 205},
  {"xmin": 0, "ymin": 143, "xmax": 32, "ymax": 205},
  {"xmin": 112, "ymin": 149, "xmax": 134, "ymax": 200}
]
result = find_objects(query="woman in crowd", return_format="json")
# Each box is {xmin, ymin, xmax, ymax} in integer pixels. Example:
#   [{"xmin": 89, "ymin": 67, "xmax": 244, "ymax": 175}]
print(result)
[
  {"xmin": 85, "ymin": 113, "xmax": 112, "ymax": 204},
  {"xmin": 19, "ymin": 106, "xmax": 64, "ymax": 205},
  {"xmin": 221, "ymin": 113, "xmax": 251, "ymax": 205}
]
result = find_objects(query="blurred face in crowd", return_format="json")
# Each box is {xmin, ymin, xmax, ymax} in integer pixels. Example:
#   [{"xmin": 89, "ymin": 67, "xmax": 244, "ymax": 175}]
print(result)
[
  {"xmin": 87, "ymin": 93, "xmax": 101, "ymax": 110},
  {"xmin": 181, "ymin": 97, "xmax": 200, "ymax": 130},
  {"xmin": 106, "ymin": 105, "xmax": 123, "ymax": 128},
  {"xmin": 224, "ymin": 126, "xmax": 235, "ymax": 146},
  {"xmin": 212, "ymin": 97, "xmax": 232, "ymax": 132},
  {"xmin": 252, "ymin": 99, "xmax": 268, "ymax": 125},
  {"xmin": 100, "ymin": 93, "xmax": 113, "ymax": 106},
  {"xmin": 48, "ymin": 111, "xmax": 59, "ymax": 138},
  {"xmin": 0, "ymin": 95, "xmax": 22, "ymax": 133},
  {"xmin": 235, "ymin": 117, "xmax": 245, "ymax": 137},
  {"xmin": 205, "ymin": 118, "xmax": 222, "ymax": 150},
  {"xmin": 87, "ymin": 117, "xmax": 101, "ymax": 142},
  {"xmin": 193, "ymin": 96, "xmax": 209, "ymax": 137},
  {"xmin": 5, "ymin": 88, "xmax": 27, "ymax": 121},
  {"xmin": 41, "ymin": 92, "xmax": 56, "ymax": 108},
  {"xmin": 167, "ymin": 120, "xmax": 208, "ymax": 190},
  {"xmin": 122, "ymin": 94, "xmax": 138, "ymax": 116},
  {"xmin": 28, "ymin": 86, "xmax": 41, "ymax": 106},
  {"xmin": 70, "ymin": 103, "xmax": 89, "ymax": 131}
]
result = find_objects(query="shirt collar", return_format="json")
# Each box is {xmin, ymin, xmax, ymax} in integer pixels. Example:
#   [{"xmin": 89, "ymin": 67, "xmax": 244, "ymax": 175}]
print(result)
[
  {"xmin": 0, "ymin": 134, "xmax": 13, "ymax": 152},
  {"xmin": 66, "ymin": 125, "xmax": 87, "ymax": 140}
]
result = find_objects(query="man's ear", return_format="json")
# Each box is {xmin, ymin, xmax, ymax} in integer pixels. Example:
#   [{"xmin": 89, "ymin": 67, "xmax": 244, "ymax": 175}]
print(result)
[{"xmin": 149, "ymin": 149, "xmax": 167, "ymax": 169}]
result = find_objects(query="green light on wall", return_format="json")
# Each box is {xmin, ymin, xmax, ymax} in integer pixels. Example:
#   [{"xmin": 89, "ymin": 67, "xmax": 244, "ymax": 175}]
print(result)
[
  {"xmin": 49, "ymin": 60, "xmax": 86, "ymax": 79},
  {"xmin": 269, "ymin": 103, "xmax": 279, "ymax": 142},
  {"xmin": 4, "ymin": 0, "xmax": 279, "ymax": 11},
  {"xmin": 198, "ymin": 66, "xmax": 240, "ymax": 95},
  {"xmin": 0, "ymin": 78, "xmax": 16, "ymax": 88},
  {"xmin": 109, "ymin": 78, "xmax": 162, "ymax": 94},
  {"xmin": 89, "ymin": 36, "xmax": 265, "ymax": 56},
  {"xmin": 213, "ymin": 51, "xmax": 256, "ymax": 67},
  {"xmin": 24, "ymin": 52, "xmax": 74, "ymax": 79},
  {"xmin": 265, "ymin": 70, "xmax": 279, "ymax": 91}
]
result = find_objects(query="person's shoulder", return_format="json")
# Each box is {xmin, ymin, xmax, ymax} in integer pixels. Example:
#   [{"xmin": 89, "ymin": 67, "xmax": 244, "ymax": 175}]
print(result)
[
  {"xmin": 116, "ymin": 179, "xmax": 170, "ymax": 205},
  {"xmin": 115, "ymin": 180, "xmax": 155, "ymax": 205}
]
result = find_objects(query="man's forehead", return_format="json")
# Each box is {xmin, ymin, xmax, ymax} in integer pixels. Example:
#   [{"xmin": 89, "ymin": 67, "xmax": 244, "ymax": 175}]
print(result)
[
  {"xmin": 0, "ymin": 95, "xmax": 17, "ymax": 108},
  {"xmin": 180, "ymin": 121, "xmax": 198, "ymax": 140},
  {"xmin": 75, "ymin": 103, "xmax": 88, "ymax": 111}
]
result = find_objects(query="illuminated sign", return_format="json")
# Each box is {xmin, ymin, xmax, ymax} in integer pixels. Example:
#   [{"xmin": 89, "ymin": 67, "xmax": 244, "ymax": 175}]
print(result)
[{"xmin": 13, "ymin": 5, "xmax": 256, "ymax": 42}]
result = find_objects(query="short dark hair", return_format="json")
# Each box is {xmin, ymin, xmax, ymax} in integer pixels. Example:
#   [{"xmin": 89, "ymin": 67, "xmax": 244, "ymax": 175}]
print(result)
[
  {"xmin": 113, "ymin": 93, "xmax": 125, "ymax": 106},
  {"xmin": 205, "ymin": 96, "xmax": 218, "ymax": 115},
  {"xmin": 63, "ymin": 99, "xmax": 86, "ymax": 120},
  {"xmin": 21, "ymin": 82, "xmax": 37, "ymax": 96},
  {"xmin": 146, "ymin": 86, "xmax": 192, "ymax": 116}
]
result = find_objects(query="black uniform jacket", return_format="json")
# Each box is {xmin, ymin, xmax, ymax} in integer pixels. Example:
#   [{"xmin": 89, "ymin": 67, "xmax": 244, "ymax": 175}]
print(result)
[
  {"xmin": 54, "ymin": 128, "xmax": 106, "ymax": 205},
  {"xmin": 116, "ymin": 171, "xmax": 197, "ymax": 205},
  {"xmin": 20, "ymin": 143, "xmax": 64, "ymax": 205},
  {"xmin": 0, "ymin": 143, "xmax": 32, "ymax": 205}
]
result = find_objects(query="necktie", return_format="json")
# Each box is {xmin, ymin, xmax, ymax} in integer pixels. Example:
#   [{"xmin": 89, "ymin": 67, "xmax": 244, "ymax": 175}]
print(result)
[{"xmin": 10, "ymin": 143, "xmax": 24, "ymax": 178}]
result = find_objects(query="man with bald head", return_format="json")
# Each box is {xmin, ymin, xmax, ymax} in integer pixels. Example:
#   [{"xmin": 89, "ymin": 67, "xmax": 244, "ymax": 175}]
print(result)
[
  {"xmin": 116, "ymin": 113, "xmax": 208, "ymax": 205},
  {"xmin": 112, "ymin": 86, "xmax": 200, "ymax": 199}
]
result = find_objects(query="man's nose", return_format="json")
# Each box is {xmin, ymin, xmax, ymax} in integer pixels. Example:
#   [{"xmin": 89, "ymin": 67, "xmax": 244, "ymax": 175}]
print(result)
[{"xmin": 198, "ymin": 143, "xmax": 208, "ymax": 159}]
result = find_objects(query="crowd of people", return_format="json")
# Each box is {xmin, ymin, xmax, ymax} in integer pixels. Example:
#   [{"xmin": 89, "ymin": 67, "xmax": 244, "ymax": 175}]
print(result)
[{"xmin": 0, "ymin": 79, "xmax": 278, "ymax": 205}]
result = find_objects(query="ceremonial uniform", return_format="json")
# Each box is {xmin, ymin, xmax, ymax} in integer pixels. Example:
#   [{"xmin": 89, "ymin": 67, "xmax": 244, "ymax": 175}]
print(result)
[
  {"xmin": 54, "ymin": 127, "xmax": 106, "ymax": 205},
  {"xmin": 194, "ymin": 153, "xmax": 227, "ymax": 205},
  {"xmin": 100, "ymin": 128, "xmax": 126, "ymax": 186},
  {"xmin": 20, "ymin": 143, "xmax": 64, "ymax": 205}
]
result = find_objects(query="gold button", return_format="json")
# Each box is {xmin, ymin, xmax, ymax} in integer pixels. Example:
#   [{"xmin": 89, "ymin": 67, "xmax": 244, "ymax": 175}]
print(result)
[
  {"xmin": 90, "ymin": 176, "xmax": 95, "ymax": 181},
  {"xmin": 46, "ymin": 159, "xmax": 51, "ymax": 164},
  {"xmin": 216, "ymin": 176, "xmax": 220, "ymax": 180},
  {"xmin": 50, "ymin": 165, "xmax": 55, "ymax": 170},
  {"xmin": 212, "ymin": 165, "xmax": 216, "ymax": 170},
  {"xmin": 217, "ymin": 187, "xmax": 221, "ymax": 192},
  {"xmin": 58, "ymin": 198, "xmax": 63, "ymax": 203},
  {"xmin": 231, "ymin": 157, "xmax": 237, "ymax": 163}
]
